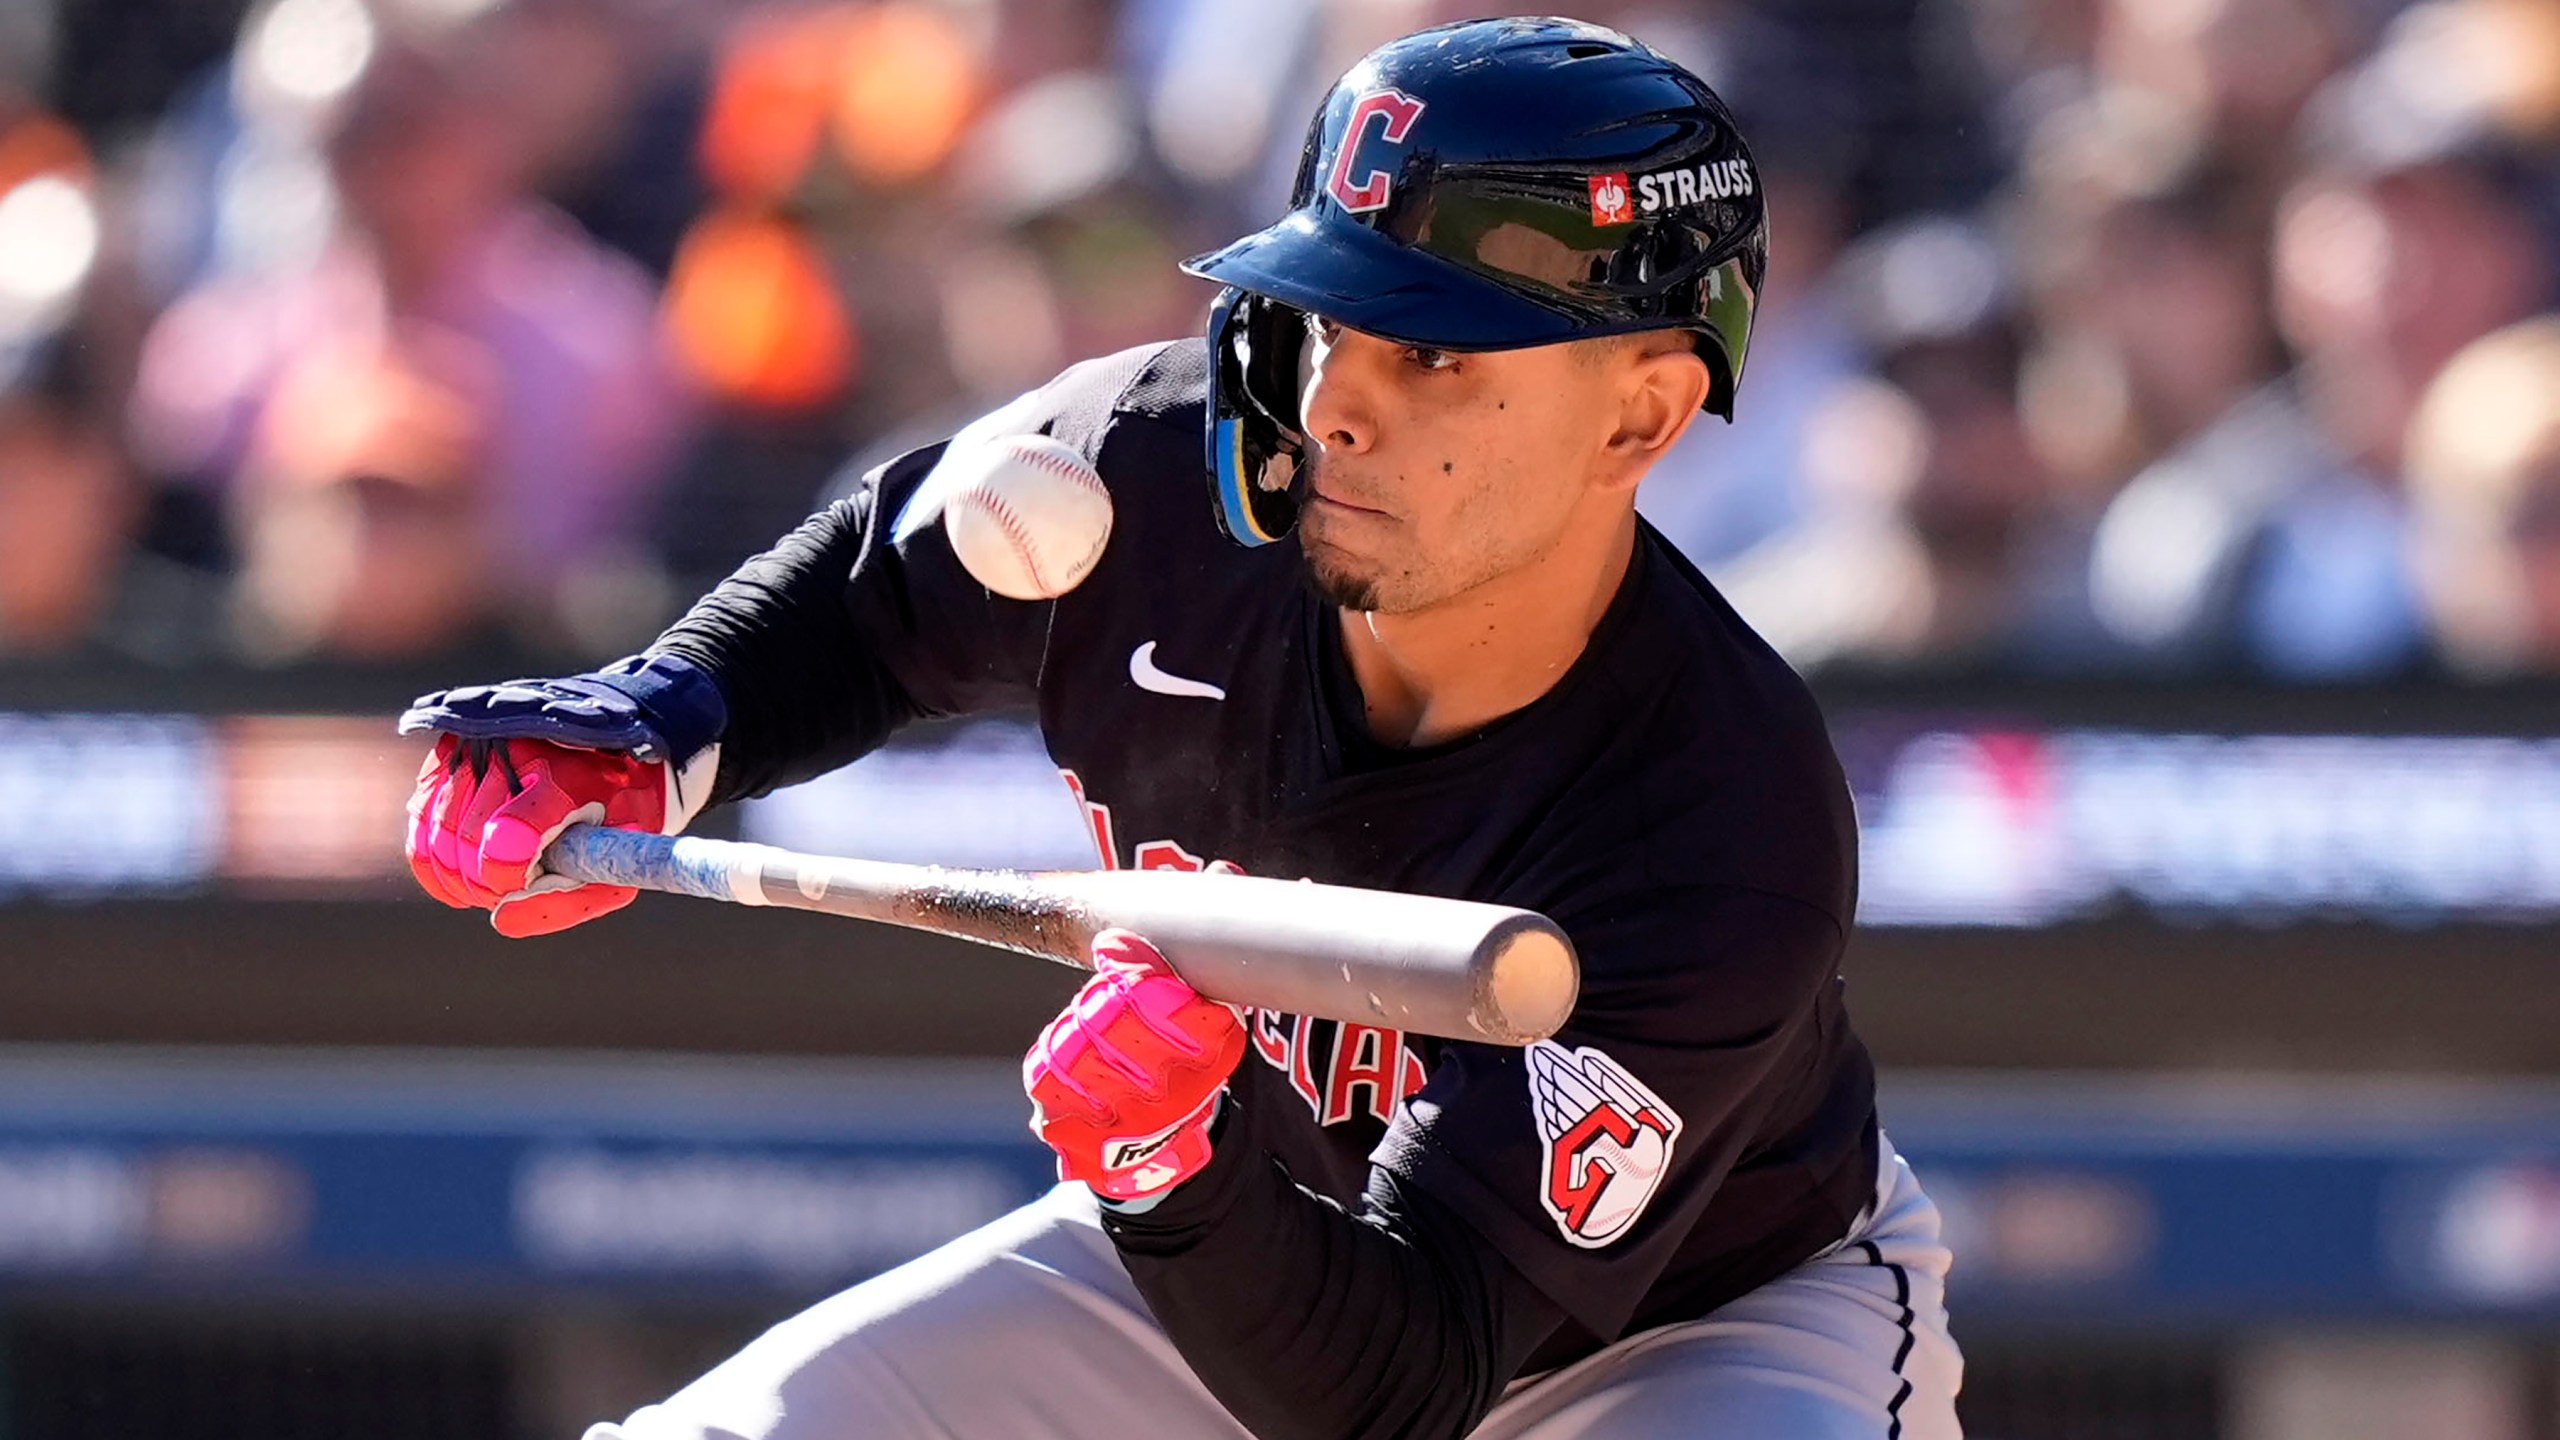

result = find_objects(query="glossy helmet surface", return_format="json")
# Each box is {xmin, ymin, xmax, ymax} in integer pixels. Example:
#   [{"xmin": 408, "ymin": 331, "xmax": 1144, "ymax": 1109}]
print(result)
[{"xmin": 1185, "ymin": 16, "xmax": 1769, "ymax": 545}]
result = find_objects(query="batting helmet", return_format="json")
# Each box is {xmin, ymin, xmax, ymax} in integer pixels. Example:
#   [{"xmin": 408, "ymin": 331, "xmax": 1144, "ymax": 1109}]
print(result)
[{"xmin": 1185, "ymin": 16, "xmax": 1769, "ymax": 545}]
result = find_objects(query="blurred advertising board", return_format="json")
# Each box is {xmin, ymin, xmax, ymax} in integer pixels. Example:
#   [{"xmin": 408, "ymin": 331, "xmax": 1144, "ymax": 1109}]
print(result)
[
  {"xmin": 0, "ymin": 1051, "xmax": 2551, "ymax": 1324},
  {"xmin": 1887, "ymin": 1079, "xmax": 2560, "ymax": 1323},
  {"xmin": 0, "ymin": 1051, "xmax": 1052, "ymax": 1293},
  {"xmin": 3, "ymin": 709, "xmax": 2554, "ymax": 929}
]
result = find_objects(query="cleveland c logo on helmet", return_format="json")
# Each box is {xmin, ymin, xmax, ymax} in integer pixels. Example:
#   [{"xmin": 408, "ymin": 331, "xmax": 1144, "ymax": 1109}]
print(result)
[{"xmin": 1326, "ymin": 89, "xmax": 1426, "ymax": 214}]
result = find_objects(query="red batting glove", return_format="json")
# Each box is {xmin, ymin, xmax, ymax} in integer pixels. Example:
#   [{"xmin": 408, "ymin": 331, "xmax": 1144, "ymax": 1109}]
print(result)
[
  {"xmin": 1025, "ymin": 930, "xmax": 1248, "ymax": 1202},
  {"xmin": 405, "ymin": 735, "xmax": 668, "ymax": 937}
]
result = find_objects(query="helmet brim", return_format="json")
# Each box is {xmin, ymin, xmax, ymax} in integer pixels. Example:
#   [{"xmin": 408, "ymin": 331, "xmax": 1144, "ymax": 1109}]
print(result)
[{"xmin": 1183, "ymin": 211, "xmax": 1608, "ymax": 353}]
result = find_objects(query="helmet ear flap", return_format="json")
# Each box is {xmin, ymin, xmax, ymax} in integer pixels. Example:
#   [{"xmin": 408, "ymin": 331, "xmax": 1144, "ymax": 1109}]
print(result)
[{"xmin": 1206, "ymin": 290, "xmax": 1310, "ymax": 546}]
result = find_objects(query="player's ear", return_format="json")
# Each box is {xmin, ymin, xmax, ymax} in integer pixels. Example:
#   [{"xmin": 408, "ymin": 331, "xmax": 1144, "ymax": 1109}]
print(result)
[{"xmin": 1600, "ymin": 344, "xmax": 1710, "ymax": 486}]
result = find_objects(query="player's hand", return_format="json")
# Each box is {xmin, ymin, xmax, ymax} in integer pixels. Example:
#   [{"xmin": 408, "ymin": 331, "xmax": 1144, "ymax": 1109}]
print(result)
[
  {"xmin": 397, "ymin": 654, "xmax": 726, "ymax": 937},
  {"xmin": 406, "ymin": 735, "xmax": 670, "ymax": 937},
  {"xmin": 1025, "ymin": 930, "xmax": 1247, "ymax": 1202}
]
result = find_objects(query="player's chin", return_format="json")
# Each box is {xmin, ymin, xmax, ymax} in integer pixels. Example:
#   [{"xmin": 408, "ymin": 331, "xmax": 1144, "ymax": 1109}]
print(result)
[{"xmin": 1297, "ymin": 538, "xmax": 1386, "ymax": 612}]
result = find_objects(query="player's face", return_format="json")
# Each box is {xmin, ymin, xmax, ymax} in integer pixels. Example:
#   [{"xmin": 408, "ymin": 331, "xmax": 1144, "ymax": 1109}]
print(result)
[{"xmin": 1291, "ymin": 319, "xmax": 1694, "ymax": 614}]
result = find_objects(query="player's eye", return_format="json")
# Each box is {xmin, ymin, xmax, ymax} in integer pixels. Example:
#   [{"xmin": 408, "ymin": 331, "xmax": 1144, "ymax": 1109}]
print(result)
[
  {"xmin": 1303, "ymin": 313, "xmax": 1342, "ymax": 345},
  {"xmin": 1404, "ymin": 346, "xmax": 1458, "ymax": 373}
]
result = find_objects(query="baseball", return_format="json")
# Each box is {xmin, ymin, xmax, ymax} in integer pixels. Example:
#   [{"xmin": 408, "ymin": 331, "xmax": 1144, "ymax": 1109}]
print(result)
[{"xmin": 937, "ymin": 433, "xmax": 1114, "ymax": 600}]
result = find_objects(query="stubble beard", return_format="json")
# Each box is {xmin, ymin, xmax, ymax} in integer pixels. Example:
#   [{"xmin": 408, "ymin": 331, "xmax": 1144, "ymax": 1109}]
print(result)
[
  {"xmin": 1294, "ymin": 450, "xmax": 1422, "ymax": 613},
  {"xmin": 1298, "ymin": 530, "xmax": 1386, "ymax": 612},
  {"xmin": 1301, "ymin": 502, "xmax": 1563, "ymax": 620},
  {"xmin": 1294, "ymin": 452, "xmax": 1386, "ymax": 612},
  {"xmin": 1292, "ymin": 451, "xmax": 1536, "ymax": 616}
]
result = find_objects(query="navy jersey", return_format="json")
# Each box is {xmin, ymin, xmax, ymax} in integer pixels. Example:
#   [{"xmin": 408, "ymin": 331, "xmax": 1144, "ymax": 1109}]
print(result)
[{"xmin": 652, "ymin": 340, "xmax": 1877, "ymax": 1439}]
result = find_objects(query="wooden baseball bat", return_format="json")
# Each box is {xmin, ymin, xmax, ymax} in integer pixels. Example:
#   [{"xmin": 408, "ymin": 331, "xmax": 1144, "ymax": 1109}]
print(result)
[{"xmin": 544, "ymin": 825, "xmax": 1579, "ymax": 1045}]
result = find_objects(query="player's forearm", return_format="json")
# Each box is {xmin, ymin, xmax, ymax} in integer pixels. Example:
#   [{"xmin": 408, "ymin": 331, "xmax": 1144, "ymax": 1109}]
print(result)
[
  {"xmin": 1103, "ymin": 1093, "xmax": 1561, "ymax": 1440},
  {"xmin": 649, "ymin": 496, "xmax": 928, "ymax": 806}
]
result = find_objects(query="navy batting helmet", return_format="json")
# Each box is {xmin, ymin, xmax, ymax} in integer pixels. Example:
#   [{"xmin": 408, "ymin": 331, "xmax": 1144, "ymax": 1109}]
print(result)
[{"xmin": 1185, "ymin": 16, "xmax": 1769, "ymax": 545}]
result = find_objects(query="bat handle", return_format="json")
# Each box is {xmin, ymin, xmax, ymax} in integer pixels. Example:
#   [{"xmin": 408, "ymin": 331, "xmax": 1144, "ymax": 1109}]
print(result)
[{"xmin": 545, "ymin": 824, "xmax": 766, "ymax": 904}]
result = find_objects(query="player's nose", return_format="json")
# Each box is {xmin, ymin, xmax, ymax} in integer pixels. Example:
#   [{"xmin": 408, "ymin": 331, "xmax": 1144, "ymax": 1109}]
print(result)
[{"xmin": 1298, "ymin": 332, "xmax": 1381, "ymax": 456}]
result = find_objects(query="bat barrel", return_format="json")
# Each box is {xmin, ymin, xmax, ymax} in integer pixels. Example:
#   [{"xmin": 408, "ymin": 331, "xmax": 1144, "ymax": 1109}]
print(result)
[
  {"xmin": 1475, "ymin": 913, "xmax": 1581, "ymax": 1045},
  {"xmin": 1040, "ymin": 870, "xmax": 1580, "ymax": 1045},
  {"xmin": 540, "ymin": 827, "xmax": 1582, "ymax": 1045}
]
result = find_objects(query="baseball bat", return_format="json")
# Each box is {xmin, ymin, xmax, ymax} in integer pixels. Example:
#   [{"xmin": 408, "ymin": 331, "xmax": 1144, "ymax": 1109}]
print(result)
[{"xmin": 543, "ymin": 825, "xmax": 1579, "ymax": 1045}]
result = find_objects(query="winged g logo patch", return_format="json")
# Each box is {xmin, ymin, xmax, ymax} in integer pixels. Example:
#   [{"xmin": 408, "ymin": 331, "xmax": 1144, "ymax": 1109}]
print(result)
[{"xmin": 1528, "ymin": 1040, "xmax": 1681, "ymax": 1247}]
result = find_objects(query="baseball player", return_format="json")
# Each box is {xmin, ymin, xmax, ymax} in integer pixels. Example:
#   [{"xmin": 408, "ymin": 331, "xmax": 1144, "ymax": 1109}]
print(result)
[{"xmin": 403, "ymin": 18, "xmax": 1960, "ymax": 1439}]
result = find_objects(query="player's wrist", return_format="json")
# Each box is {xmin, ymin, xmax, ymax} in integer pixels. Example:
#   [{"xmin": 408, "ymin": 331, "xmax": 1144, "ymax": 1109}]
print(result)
[
  {"xmin": 1082, "ymin": 1089, "xmax": 1225, "ymax": 1203},
  {"xmin": 595, "ymin": 652, "xmax": 728, "ymax": 770},
  {"xmin": 1091, "ymin": 1090, "xmax": 1261, "ymax": 1235}
]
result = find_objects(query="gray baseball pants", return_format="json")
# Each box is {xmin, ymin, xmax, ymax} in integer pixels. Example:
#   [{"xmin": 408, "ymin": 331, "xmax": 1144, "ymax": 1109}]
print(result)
[{"xmin": 590, "ymin": 1134, "xmax": 1961, "ymax": 1438}]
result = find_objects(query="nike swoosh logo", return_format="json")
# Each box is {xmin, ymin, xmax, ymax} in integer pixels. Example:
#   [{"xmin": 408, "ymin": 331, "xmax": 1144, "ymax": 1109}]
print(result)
[{"xmin": 1129, "ymin": 642, "xmax": 1226, "ymax": 700}]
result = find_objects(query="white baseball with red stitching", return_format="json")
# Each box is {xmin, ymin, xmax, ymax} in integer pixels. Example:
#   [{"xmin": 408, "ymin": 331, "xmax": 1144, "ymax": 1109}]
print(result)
[{"xmin": 938, "ymin": 433, "xmax": 1115, "ymax": 600}]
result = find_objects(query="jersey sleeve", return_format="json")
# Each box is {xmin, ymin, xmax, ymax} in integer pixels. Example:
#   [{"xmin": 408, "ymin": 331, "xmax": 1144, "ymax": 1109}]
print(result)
[
  {"xmin": 1371, "ymin": 883, "xmax": 1852, "ymax": 1340},
  {"xmin": 646, "ymin": 356, "xmax": 1151, "ymax": 806}
]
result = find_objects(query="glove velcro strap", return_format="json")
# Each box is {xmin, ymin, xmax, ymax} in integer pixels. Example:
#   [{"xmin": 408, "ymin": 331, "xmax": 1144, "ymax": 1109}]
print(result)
[{"xmin": 594, "ymin": 653, "xmax": 728, "ymax": 766}]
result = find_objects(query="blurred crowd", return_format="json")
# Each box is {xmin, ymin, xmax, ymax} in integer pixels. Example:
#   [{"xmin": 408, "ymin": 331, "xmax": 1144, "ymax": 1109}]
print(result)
[{"xmin": 1, "ymin": 0, "xmax": 2556, "ymax": 679}]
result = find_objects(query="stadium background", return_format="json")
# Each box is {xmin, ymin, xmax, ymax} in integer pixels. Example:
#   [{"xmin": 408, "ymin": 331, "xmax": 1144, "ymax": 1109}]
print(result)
[{"xmin": 3, "ymin": 0, "xmax": 2559, "ymax": 1435}]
